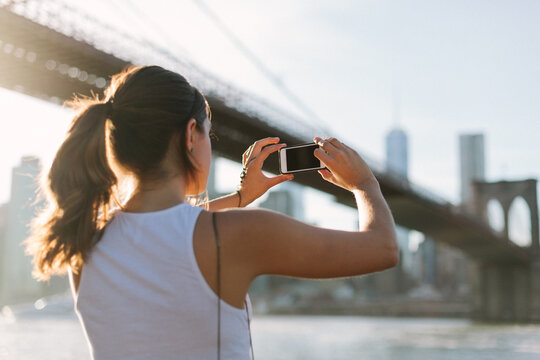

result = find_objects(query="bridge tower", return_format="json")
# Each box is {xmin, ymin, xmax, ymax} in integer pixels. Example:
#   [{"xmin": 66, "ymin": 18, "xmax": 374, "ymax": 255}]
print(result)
[{"xmin": 470, "ymin": 179, "xmax": 540, "ymax": 321}]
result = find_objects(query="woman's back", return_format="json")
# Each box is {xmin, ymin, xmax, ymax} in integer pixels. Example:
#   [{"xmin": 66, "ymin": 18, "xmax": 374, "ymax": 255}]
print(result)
[{"xmin": 69, "ymin": 202, "xmax": 252, "ymax": 360}]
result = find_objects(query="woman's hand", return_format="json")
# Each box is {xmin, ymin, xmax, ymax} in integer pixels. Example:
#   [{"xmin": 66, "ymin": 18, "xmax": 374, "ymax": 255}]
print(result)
[
  {"xmin": 237, "ymin": 137, "xmax": 294, "ymax": 206},
  {"xmin": 313, "ymin": 136, "xmax": 376, "ymax": 192}
]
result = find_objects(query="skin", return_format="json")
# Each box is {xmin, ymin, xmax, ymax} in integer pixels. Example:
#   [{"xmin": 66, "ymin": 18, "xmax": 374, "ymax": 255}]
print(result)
[{"xmin": 73, "ymin": 117, "xmax": 399, "ymax": 310}]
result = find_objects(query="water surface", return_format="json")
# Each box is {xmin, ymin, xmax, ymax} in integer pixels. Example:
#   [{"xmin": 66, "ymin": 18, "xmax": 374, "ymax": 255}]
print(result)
[{"xmin": 1, "ymin": 307, "xmax": 539, "ymax": 359}]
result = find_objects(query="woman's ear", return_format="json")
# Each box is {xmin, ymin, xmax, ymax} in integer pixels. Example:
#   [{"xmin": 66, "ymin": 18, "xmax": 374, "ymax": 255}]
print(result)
[{"xmin": 185, "ymin": 118, "xmax": 197, "ymax": 150}]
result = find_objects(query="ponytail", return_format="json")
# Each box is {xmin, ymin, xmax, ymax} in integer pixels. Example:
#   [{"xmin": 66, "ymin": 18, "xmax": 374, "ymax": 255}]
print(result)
[
  {"xmin": 24, "ymin": 100, "xmax": 117, "ymax": 281},
  {"xmin": 24, "ymin": 65, "xmax": 210, "ymax": 281}
]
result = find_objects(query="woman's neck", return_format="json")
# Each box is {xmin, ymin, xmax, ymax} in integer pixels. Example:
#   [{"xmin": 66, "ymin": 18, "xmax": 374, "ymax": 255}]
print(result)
[{"xmin": 123, "ymin": 177, "xmax": 186, "ymax": 213}]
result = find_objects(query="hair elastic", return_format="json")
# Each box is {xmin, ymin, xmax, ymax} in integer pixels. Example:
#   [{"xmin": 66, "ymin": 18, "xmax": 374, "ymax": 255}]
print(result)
[{"xmin": 104, "ymin": 98, "xmax": 114, "ymax": 117}]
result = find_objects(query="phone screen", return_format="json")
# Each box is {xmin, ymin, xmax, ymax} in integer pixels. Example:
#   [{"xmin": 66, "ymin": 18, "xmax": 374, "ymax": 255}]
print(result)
[{"xmin": 285, "ymin": 144, "xmax": 320, "ymax": 171}]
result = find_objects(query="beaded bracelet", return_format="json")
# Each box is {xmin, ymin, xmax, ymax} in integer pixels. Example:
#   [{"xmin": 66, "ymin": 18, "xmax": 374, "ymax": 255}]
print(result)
[{"xmin": 240, "ymin": 167, "xmax": 247, "ymax": 183}]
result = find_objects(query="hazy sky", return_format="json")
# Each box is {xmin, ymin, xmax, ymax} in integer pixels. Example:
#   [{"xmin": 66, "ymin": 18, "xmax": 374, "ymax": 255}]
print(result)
[{"xmin": 1, "ymin": 0, "xmax": 538, "ymax": 239}]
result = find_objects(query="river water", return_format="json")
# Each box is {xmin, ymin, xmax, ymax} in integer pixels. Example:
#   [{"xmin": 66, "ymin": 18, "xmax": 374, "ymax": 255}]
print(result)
[{"xmin": 1, "ymin": 303, "xmax": 539, "ymax": 359}]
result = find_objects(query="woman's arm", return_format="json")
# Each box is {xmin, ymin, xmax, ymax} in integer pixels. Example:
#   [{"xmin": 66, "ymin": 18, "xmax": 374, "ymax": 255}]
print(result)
[
  {"xmin": 205, "ymin": 192, "xmax": 241, "ymax": 211},
  {"xmin": 218, "ymin": 178, "xmax": 398, "ymax": 281},
  {"xmin": 215, "ymin": 137, "xmax": 399, "ymax": 282}
]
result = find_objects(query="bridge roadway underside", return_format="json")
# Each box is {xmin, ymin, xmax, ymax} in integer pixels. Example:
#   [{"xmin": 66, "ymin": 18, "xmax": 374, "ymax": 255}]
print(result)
[{"xmin": 2, "ymin": 6, "xmax": 538, "ymax": 322}]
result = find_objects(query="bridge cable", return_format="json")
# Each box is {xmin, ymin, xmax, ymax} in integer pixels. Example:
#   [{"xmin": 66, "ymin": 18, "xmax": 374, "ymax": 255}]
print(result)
[
  {"xmin": 107, "ymin": 0, "xmax": 158, "ymax": 43},
  {"xmin": 120, "ymin": 0, "xmax": 196, "ymax": 67},
  {"xmin": 191, "ymin": 0, "xmax": 331, "ymax": 134}
]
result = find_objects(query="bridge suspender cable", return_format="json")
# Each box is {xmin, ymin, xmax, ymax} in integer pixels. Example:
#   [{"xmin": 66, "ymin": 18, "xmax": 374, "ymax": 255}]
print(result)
[
  {"xmin": 118, "ymin": 0, "xmax": 195, "ymax": 64},
  {"xmin": 191, "ymin": 0, "xmax": 330, "ymax": 133},
  {"xmin": 117, "ymin": 0, "xmax": 330, "ymax": 135}
]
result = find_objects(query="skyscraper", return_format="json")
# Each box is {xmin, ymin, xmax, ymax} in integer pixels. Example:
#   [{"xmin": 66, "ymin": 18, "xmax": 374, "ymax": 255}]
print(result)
[
  {"xmin": 456, "ymin": 133, "xmax": 486, "ymax": 299},
  {"xmin": 384, "ymin": 127, "xmax": 414, "ymax": 279},
  {"xmin": 1, "ymin": 157, "xmax": 66, "ymax": 305},
  {"xmin": 385, "ymin": 128, "xmax": 409, "ymax": 178},
  {"xmin": 2, "ymin": 156, "xmax": 43, "ymax": 303},
  {"xmin": 459, "ymin": 134, "xmax": 486, "ymax": 208}
]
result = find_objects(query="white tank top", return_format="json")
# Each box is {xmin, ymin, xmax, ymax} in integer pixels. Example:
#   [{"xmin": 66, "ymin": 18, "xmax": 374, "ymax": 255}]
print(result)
[{"xmin": 68, "ymin": 202, "xmax": 253, "ymax": 360}]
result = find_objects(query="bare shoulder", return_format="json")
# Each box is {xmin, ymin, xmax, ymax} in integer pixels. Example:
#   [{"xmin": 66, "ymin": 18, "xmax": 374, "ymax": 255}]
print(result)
[
  {"xmin": 192, "ymin": 207, "xmax": 262, "ymax": 245},
  {"xmin": 195, "ymin": 207, "xmax": 316, "ymax": 281},
  {"xmin": 210, "ymin": 207, "xmax": 328, "ymax": 252}
]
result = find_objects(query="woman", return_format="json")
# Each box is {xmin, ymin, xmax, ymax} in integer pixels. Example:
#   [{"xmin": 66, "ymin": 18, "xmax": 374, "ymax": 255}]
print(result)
[{"xmin": 25, "ymin": 65, "xmax": 399, "ymax": 359}]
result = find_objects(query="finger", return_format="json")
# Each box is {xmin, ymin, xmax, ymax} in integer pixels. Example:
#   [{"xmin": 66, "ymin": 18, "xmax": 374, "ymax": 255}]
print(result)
[
  {"xmin": 244, "ymin": 157, "xmax": 256, "ymax": 169},
  {"xmin": 313, "ymin": 146, "xmax": 333, "ymax": 165},
  {"xmin": 268, "ymin": 173, "xmax": 294, "ymax": 188},
  {"xmin": 243, "ymin": 145, "xmax": 255, "ymax": 166},
  {"xmin": 319, "ymin": 168, "xmax": 332, "ymax": 176},
  {"xmin": 251, "ymin": 137, "xmax": 280, "ymax": 157},
  {"xmin": 243, "ymin": 146, "xmax": 253, "ymax": 159},
  {"xmin": 315, "ymin": 137, "xmax": 339, "ymax": 156},
  {"xmin": 254, "ymin": 143, "xmax": 286, "ymax": 166},
  {"xmin": 324, "ymin": 137, "xmax": 345, "ymax": 149},
  {"xmin": 318, "ymin": 169, "xmax": 335, "ymax": 181}
]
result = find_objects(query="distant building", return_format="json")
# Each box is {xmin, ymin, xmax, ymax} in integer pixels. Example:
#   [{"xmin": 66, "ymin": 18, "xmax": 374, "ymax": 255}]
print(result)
[
  {"xmin": 455, "ymin": 133, "xmax": 486, "ymax": 299},
  {"xmin": 349, "ymin": 126, "xmax": 416, "ymax": 298},
  {"xmin": 0, "ymin": 203, "xmax": 7, "ymax": 301},
  {"xmin": 385, "ymin": 128, "xmax": 409, "ymax": 178},
  {"xmin": 409, "ymin": 133, "xmax": 485, "ymax": 300},
  {"xmin": 2, "ymin": 156, "xmax": 43, "ymax": 304},
  {"xmin": 384, "ymin": 127, "xmax": 416, "ymax": 286},
  {"xmin": 399, "ymin": 134, "xmax": 478, "ymax": 301},
  {"xmin": 258, "ymin": 181, "xmax": 304, "ymax": 220},
  {"xmin": 411, "ymin": 134, "xmax": 482, "ymax": 299},
  {"xmin": 1, "ymin": 157, "xmax": 66, "ymax": 305},
  {"xmin": 410, "ymin": 239, "xmax": 425, "ymax": 283},
  {"xmin": 420, "ymin": 237, "xmax": 437, "ymax": 285},
  {"xmin": 459, "ymin": 134, "xmax": 486, "ymax": 211},
  {"xmin": 435, "ymin": 242, "xmax": 470, "ymax": 299}
]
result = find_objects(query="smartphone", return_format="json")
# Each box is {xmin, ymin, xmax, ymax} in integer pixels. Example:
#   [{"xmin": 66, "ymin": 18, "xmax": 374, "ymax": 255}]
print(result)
[{"xmin": 279, "ymin": 142, "xmax": 326, "ymax": 174}]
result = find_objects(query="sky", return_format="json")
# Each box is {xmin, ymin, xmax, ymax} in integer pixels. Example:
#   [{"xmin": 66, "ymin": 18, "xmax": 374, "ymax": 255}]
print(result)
[{"xmin": 1, "ymin": 0, "xmax": 538, "ymax": 244}]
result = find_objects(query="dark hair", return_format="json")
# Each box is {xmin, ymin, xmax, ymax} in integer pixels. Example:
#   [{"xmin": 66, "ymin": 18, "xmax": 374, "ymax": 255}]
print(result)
[{"xmin": 24, "ymin": 65, "xmax": 210, "ymax": 281}]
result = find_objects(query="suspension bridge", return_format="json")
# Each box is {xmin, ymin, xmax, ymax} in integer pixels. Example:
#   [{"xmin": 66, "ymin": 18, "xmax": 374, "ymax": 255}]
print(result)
[{"xmin": 0, "ymin": 0, "xmax": 539, "ymax": 321}]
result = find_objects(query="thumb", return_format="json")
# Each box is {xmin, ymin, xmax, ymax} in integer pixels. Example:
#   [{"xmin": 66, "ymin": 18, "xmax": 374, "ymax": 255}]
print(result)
[
  {"xmin": 318, "ymin": 169, "xmax": 335, "ymax": 182},
  {"xmin": 268, "ymin": 174, "xmax": 294, "ymax": 188}
]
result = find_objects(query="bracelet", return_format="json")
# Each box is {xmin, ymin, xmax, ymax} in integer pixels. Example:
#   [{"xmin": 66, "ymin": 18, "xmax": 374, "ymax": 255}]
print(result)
[
  {"xmin": 236, "ymin": 190, "xmax": 242, "ymax": 208},
  {"xmin": 240, "ymin": 167, "xmax": 247, "ymax": 184}
]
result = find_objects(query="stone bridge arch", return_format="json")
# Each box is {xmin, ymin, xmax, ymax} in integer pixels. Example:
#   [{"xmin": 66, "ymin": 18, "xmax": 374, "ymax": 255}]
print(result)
[
  {"xmin": 470, "ymin": 179, "xmax": 539, "ymax": 255},
  {"xmin": 486, "ymin": 198, "xmax": 505, "ymax": 233}
]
